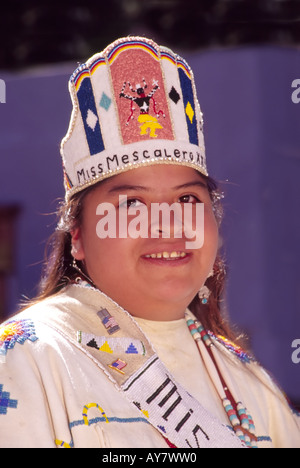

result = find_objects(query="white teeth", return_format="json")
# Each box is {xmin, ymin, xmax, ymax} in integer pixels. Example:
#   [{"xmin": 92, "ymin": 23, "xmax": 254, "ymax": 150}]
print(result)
[
  {"xmin": 145, "ymin": 251, "xmax": 187, "ymax": 260},
  {"xmin": 170, "ymin": 252, "xmax": 178, "ymax": 258}
]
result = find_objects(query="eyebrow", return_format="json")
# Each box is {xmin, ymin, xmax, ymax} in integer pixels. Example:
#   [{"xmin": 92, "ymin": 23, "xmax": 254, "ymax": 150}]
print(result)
[
  {"xmin": 107, "ymin": 180, "xmax": 208, "ymax": 194},
  {"xmin": 174, "ymin": 180, "xmax": 208, "ymax": 191},
  {"xmin": 108, "ymin": 184, "xmax": 151, "ymax": 193}
]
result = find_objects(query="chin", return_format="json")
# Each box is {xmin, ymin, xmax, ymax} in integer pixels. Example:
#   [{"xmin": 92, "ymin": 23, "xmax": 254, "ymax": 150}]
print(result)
[{"xmin": 152, "ymin": 287, "xmax": 196, "ymax": 307}]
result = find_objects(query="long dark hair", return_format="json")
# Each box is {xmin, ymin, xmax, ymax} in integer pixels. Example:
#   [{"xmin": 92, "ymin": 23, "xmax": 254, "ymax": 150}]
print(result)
[{"xmin": 26, "ymin": 174, "xmax": 240, "ymax": 342}]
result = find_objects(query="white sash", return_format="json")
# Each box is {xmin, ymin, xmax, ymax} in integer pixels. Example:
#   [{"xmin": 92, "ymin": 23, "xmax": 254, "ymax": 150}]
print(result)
[
  {"xmin": 121, "ymin": 355, "xmax": 243, "ymax": 448},
  {"xmin": 43, "ymin": 283, "xmax": 245, "ymax": 448}
]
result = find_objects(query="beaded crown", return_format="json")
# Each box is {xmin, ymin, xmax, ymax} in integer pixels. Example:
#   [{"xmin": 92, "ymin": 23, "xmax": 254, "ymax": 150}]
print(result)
[{"xmin": 60, "ymin": 36, "xmax": 208, "ymax": 200}]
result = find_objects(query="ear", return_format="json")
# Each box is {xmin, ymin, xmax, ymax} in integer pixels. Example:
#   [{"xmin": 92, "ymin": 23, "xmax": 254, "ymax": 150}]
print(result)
[{"xmin": 70, "ymin": 227, "xmax": 85, "ymax": 261}]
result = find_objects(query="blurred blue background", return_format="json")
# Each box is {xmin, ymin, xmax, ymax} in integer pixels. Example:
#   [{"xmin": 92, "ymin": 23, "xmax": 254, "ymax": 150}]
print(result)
[{"xmin": 0, "ymin": 0, "xmax": 299, "ymax": 406}]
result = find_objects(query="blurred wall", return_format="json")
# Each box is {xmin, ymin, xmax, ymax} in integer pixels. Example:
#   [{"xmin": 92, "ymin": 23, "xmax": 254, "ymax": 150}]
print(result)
[{"xmin": 0, "ymin": 46, "xmax": 299, "ymax": 402}]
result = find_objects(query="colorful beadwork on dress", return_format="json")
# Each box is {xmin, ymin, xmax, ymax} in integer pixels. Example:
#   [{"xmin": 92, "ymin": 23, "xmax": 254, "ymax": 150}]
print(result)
[
  {"xmin": 208, "ymin": 332, "xmax": 254, "ymax": 364},
  {"xmin": 77, "ymin": 331, "xmax": 146, "ymax": 356},
  {"xmin": 56, "ymin": 402, "xmax": 152, "ymax": 448},
  {"xmin": 55, "ymin": 439, "xmax": 73, "ymax": 448},
  {"xmin": 55, "ymin": 398, "xmax": 270, "ymax": 449},
  {"xmin": 0, "ymin": 319, "xmax": 38, "ymax": 362},
  {"xmin": 0, "ymin": 384, "xmax": 18, "ymax": 415},
  {"xmin": 82, "ymin": 402, "xmax": 109, "ymax": 426}
]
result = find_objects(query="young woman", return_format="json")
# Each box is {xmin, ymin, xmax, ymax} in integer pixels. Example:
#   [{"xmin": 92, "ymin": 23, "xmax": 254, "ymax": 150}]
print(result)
[{"xmin": 0, "ymin": 37, "xmax": 299, "ymax": 448}]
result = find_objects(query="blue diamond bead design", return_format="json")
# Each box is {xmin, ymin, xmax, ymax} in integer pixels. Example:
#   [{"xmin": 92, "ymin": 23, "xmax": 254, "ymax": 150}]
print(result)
[{"xmin": 99, "ymin": 92, "xmax": 112, "ymax": 111}]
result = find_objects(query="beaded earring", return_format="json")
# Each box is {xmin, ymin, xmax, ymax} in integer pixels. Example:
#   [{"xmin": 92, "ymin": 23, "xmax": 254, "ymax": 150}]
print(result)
[
  {"xmin": 198, "ymin": 285, "xmax": 211, "ymax": 304},
  {"xmin": 71, "ymin": 257, "xmax": 97, "ymax": 289},
  {"xmin": 198, "ymin": 268, "xmax": 214, "ymax": 304}
]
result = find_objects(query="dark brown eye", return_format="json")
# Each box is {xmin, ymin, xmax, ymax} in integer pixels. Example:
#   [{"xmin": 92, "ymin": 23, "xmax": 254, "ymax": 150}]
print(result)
[
  {"xmin": 179, "ymin": 194, "xmax": 200, "ymax": 204},
  {"xmin": 119, "ymin": 198, "xmax": 145, "ymax": 209}
]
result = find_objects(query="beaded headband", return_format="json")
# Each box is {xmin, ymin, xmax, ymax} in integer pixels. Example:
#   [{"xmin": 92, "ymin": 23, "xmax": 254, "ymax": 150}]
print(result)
[{"xmin": 60, "ymin": 36, "xmax": 208, "ymax": 200}]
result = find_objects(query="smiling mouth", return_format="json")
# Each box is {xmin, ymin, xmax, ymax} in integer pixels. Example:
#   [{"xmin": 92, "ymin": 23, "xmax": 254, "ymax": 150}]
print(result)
[{"xmin": 143, "ymin": 251, "xmax": 188, "ymax": 260}]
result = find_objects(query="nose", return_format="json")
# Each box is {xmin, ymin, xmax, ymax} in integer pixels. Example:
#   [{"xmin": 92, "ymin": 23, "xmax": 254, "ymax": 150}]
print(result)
[{"xmin": 149, "ymin": 203, "xmax": 183, "ymax": 239}]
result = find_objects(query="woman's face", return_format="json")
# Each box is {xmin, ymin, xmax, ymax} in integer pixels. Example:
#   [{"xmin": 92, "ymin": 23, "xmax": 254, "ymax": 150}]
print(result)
[{"xmin": 72, "ymin": 165, "xmax": 219, "ymax": 320}]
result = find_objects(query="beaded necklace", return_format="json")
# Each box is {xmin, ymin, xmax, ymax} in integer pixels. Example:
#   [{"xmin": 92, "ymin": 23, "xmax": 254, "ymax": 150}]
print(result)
[{"xmin": 185, "ymin": 313, "xmax": 258, "ymax": 448}]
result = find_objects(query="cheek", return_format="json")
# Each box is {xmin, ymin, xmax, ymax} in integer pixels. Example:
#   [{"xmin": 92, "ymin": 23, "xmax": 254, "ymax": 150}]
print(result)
[
  {"xmin": 83, "ymin": 233, "xmax": 136, "ymax": 275},
  {"xmin": 185, "ymin": 204, "xmax": 218, "ymax": 253}
]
